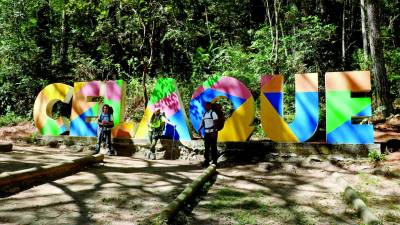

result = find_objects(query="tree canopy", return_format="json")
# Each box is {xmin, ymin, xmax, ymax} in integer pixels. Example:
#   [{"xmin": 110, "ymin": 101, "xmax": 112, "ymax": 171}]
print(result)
[{"xmin": 0, "ymin": 0, "xmax": 399, "ymax": 118}]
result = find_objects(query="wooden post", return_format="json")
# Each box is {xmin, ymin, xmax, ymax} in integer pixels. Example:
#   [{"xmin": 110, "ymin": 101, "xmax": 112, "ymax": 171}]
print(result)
[{"xmin": 0, "ymin": 154, "xmax": 104, "ymax": 197}]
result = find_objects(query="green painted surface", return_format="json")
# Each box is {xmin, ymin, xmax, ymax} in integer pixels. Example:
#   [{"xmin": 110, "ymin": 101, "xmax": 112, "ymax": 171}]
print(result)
[
  {"xmin": 326, "ymin": 91, "xmax": 371, "ymax": 133},
  {"xmin": 202, "ymin": 74, "xmax": 222, "ymax": 89},
  {"xmin": 148, "ymin": 78, "xmax": 177, "ymax": 105},
  {"xmin": 41, "ymin": 119, "xmax": 61, "ymax": 135},
  {"xmin": 104, "ymin": 99, "xmax": 121, "ymax": 125},
  {"xmin": 116, "ymin": 80, "xmax": 124, "ymax": 88}
]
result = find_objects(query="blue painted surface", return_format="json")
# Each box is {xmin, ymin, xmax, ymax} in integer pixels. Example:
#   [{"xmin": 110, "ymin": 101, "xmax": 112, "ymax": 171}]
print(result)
[
  {"xmin": 327, "ymin": 119, "xmax": 374, "ymax": 144},
  {"xmin": 189, "ymin": 89, "xmax": 246, "ymax": 137},
  {"xmin": 289, "ymin": 92, "xmax": 319, "ymax": 142},
  {"xmin": 70, "ymin": 108, "xmax": 98, "ymax": 137}
]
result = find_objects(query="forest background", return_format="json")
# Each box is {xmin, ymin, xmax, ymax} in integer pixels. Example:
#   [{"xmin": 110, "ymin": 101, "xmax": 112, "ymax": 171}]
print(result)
[{"xmin": 0, "ymin": 0, "xmax": 399, "ymax": 136}]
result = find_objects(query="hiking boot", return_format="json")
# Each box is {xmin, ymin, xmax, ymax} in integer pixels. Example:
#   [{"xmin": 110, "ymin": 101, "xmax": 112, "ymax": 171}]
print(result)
[{"xmin": 201, "ymin": 161, "xmax": 210, "ymax": 168}]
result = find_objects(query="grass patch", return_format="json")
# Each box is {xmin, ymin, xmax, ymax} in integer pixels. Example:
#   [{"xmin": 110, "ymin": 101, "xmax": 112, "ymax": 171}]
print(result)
[
  {"xmin": 0, "ymin": 112, "xmax": 27, "ymax": 127},
  {"xmin": 201, "ymin": 187, "xmax": 318, "ymax": 225},
  {"xmin": 357, "ymin": 172, "xmax": 381, "ymax": 186},
  {"xmin": 101, "ymin": 194, "xmax": 142, "ymax": 210}
]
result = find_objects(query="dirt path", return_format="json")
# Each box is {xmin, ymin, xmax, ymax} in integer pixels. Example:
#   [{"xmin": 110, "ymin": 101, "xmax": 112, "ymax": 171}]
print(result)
[
  {"xmin": 1, "ymin": 144, "xmax": 400, "ymax": 225},
  {"xmin": 0, "ymin": 145, "xmax": 203, "ymax": 225}
]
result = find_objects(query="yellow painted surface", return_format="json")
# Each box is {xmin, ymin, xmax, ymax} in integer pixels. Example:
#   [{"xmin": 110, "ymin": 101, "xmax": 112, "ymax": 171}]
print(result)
[
  {"xmin": 260, "ymin": 95, "xmax": 299, "ymax": 142},
  {"xmin": 218, "ymin": 97, "xmax": 255, "ymax": 142},
  {"xmin": 134, "ymin": 108, "xmax": 153, "ymax": 139},
  {"xmin": 33, "ymin": 83, "xmax": 73, "ymax": 131},
  {"xmin": 112, "ymin": 121, "xmax": 137, "ymax": 138}
]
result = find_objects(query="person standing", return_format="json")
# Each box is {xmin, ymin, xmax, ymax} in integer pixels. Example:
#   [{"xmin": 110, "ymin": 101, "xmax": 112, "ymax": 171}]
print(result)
[
  {"xmin": 93, "ymin": 104, "xmax": 115, "ymax": 156},
  {"xmin": 147, "ymin": 109, "xmax": 175, "ymax": 159},
  {"xmin": 198, "ymin": 102, "xmax": 218, "ymax": 167}
]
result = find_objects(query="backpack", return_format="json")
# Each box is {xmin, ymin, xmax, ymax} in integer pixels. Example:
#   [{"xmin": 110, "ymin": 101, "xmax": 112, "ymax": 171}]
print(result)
[{"xmin": 211, "ymin": 103, "xmax": 225, "ymax": 131}]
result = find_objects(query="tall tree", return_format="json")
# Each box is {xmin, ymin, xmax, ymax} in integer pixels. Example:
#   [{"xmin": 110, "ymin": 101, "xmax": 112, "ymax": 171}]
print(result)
[
  {"xmin": 59, "ymin": 0, "xmax": 70, "ymax": 71},
  {"xmin": 365, "ymin": 0, "xmax": 393, "ymax": 116},
  {"xmin": 360, "ymin": 0, "xmax": 369, "ymax": 63},
  {"xmin": 35, "ymin": 0, "xmax": 52, "ymax": 79}
]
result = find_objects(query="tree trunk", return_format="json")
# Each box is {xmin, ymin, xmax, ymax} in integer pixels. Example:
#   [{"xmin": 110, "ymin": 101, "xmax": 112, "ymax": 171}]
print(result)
[
  {"xmin": 360, "ymin": 0, "xmax": 369, "ymax": 63},
  {"xmin": 36, "ymin": 0, "xmax": 52, "ymax": 79},
  {"xmin": 366, "ymin": 0, "xmax": 393, "ymax": 116},
  {"xmin": 342, "ymin": 0, "xmax": 346, "ymax": 68},
  {"xmin": 60, "ymin": 0, "xmax": 69, "ymax": 71}
]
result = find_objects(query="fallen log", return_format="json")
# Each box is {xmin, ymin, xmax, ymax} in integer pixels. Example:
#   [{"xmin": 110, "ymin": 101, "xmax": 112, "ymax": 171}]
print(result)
[
  {"xmin": 0, "ymin": 154, "xmax": 104, "ymax": 197},
  {"xmin": 151, "ymin": 164, "xmax": 217, "ymax": 224},
  {"xmin": 343, "ymin": 186, "xmax": 381, "ymax": 225}
]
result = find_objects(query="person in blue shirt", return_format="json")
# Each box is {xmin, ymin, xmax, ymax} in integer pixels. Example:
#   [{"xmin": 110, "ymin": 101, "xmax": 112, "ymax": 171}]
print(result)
[{"xmin": 93, "ymin": 104, "xmax": 115, "ymax": 156}]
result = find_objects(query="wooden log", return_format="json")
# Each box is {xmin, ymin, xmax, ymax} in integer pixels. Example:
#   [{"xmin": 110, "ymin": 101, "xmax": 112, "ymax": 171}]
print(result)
[
  {"xmin": 344, "ymin": 186, "xmax": 381, "ymax": 225},
  {"xmin": 0, "ymin": 154, "xmax": 104, "ymax": 197},
  {"xmin": 156, "ymin": 164, "xmax": 217, "ymax": 223},
  {"xmin": 0, "ymin": 143, "xmax": 12, "ymax": 152}
]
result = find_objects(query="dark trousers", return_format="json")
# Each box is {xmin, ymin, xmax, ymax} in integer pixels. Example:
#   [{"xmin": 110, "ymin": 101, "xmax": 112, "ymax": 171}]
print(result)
[
  {"xmin": 95, "ymin": 128, "xmax": 113, "ymax": 153},
  {"xmin": 204, "ymin": 132, "xmax": 218, "ymax": 164},
  {"xmin": 149, "ymin": 129, "xmax": 162, "ymax": 153}
]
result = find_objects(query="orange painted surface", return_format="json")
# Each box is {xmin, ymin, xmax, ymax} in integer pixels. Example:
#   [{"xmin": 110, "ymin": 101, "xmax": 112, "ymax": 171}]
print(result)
[
  {"xmin": 326, "ymin": 71, "xmax": 371, "ymax": 92},
  {"xmin": 261, "ymin": 75, "xmax": 283, "ymax": 93},
  {"xmin": 295, "ymin": 73, "xmax": 318, "ymax": 92}
]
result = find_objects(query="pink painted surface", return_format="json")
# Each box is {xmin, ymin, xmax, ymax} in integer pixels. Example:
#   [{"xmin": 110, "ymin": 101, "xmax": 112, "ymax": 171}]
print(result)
[
  {"xmin": 211, "ymin": 77, "xmax": 252, "ymax": 99},
  {"xmin": 261, "ymin": 75, "xmax": 274, "ymax": 87},
  {"xmin": 105, "ymin": 81, "xmax": 122, "ymax": 101},
  {"xmin": 150, "ymin": 93, "xmax": 181, "ymax": 117},
  {"xmin": 191, "ymin": 86, "xmax": 205, "ymax": 99},
  {"xmin": 77, "ymin": 81, "xmax": 101, "ymax": 97}
]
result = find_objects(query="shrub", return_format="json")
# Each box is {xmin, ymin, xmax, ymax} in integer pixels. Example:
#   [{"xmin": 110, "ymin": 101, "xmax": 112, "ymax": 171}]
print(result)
[{"xmin": 0, "ymin": 112, "xmax": 26, "ymax": 127}]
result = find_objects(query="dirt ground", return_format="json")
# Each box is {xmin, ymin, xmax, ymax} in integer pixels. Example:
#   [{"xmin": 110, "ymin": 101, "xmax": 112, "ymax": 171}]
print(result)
[
  {"xmin": 0, "ymin": 120, "xmax": 399, "ymax": 225},
  {"xmin": 188, "ymin": 155, "xmax": 400, "ymax": 225},
  {"xmin": 0, "ymin": 145, "xmax": 203, "ymax": 225},
  {"xmin": 0, "ymin": 145, "xmax": 399, "ymax": 225}
]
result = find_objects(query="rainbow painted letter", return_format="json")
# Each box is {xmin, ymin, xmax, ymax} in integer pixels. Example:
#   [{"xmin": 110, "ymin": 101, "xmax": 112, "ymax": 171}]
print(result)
[
  {"xmin": 33, "ymin": 83, "xmax": 73, "ymax": 135},
  {"xmin": 326, "ymin": 71, "xmax": 373, "ymax": 144},
  {"xmin": 190, "ymin": 75, "xmax": 255, "ymax": 142},
  {"xmin": 260, "ymin": 74, "xmax": 319, "ymax": 143}
]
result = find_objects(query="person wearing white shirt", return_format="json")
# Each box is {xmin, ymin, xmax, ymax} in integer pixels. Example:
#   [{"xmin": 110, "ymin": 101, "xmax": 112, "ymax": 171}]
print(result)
[{"xmin": 198, "ymin": 102, "xmax": 218, "ymax": 167}]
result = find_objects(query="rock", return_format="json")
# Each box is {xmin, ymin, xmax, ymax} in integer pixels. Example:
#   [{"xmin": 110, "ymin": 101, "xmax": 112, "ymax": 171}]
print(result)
[
  {"xmin": 0, "ymin": 143, "xmax": 13, "ymax": 152},
  {"xmin": 72, "ymin": 145, "xmax": 84, "ymax": 152},
  {"xmin": 283, "ymin": 164, "xmax": 297, "ymax": 173},
  {"xmin": 47, "ymin": 140, "xmax": 58, "ymax": 148}
]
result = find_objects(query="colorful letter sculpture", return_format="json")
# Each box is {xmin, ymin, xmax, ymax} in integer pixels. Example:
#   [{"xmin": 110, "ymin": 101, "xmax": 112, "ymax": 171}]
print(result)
[
  {"xmin": 70, "ymin": 80, "xmax": 126, "ymax": 137},
  {"xmin": 135, "ymin": 78, "xmax": 192, "ymax": 140},
  {"xmin": 326, "ymin": 71, "xmax": 373, "ymax": 144},
  {"xmin": 189, "ymin": 75, "xmax": 255, "ymax": 142},
  {"xmin": 260, "ymin": 74, "xmax": 319, "ymax": 142},
  {"xmin": 33, "ymin": 71, "xmax": 374, "ymax": 144},
  {"xmin": 33, "ymin": 83, "xmax": 73, "ymax": 135}
]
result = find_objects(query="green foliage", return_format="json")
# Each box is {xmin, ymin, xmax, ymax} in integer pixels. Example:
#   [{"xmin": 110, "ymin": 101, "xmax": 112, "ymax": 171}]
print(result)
[
  {"xmin": 0, "ymin": 112, "xmax": 27, "ymax": 127},
  {"xmin": 0, "ymin": 0, "xmax": 398, "ymax": 122},
  {"xmin": 368, "ymin": 150, "xmax": 386, "ymax": 162}
]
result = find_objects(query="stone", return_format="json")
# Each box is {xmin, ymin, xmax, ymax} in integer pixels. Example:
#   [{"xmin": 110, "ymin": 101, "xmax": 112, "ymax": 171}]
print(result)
[{"xmin": 47, "ymin": 140, "xmax": 58, "ymax": 148}]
